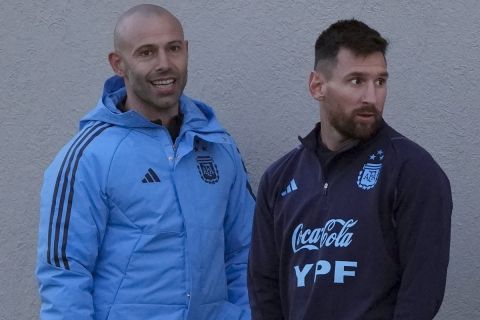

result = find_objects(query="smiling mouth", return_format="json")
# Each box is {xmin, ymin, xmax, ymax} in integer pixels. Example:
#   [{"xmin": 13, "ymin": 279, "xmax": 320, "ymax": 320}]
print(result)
[{"xmin": 151, "ymin": 79, "xmax": 175, "ymax": 87}]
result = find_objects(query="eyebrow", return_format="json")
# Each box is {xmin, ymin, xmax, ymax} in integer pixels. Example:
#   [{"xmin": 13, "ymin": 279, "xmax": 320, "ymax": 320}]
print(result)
[
  {"xmin": 133, "ymin": 40, "xmax": 185, "ymax": 53},
  {"xmin": 347, "ymin": 71, "xmax": 389, "ymax": 78},
  {"xmin": 378, "ymin": 72, "xmax": 389, "ymax": 78},
  {"xmin": 133, "ymin": 44, "xmax": 156, "ymax": 53},
  {"xmin": 168, "ymin": 40, "xmax": 184, "ymax": 45}
]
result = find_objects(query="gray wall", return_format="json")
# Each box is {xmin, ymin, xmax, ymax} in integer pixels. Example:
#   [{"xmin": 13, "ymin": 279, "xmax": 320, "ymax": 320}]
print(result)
[{"xmin": 1, "ymin": 0, "xmax": 478, "ymax": 319}]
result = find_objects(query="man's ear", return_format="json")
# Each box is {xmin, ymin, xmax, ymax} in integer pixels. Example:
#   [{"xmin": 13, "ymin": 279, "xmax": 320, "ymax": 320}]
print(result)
[
  {"xmin": 309, "ymin": 71, "xmax": 326, "ymax": 101},
  {"xmin": 108, "ymin": 52, "xmax": 125, "ymax": 77}
]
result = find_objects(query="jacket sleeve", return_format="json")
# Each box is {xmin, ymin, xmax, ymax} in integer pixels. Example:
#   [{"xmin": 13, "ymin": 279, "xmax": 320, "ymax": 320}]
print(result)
[
  {"xmin": 223, "ymin": 145, "xmax": 256, "ymax": 319},
  {"xmin": 392, "ymin": 153, "xmax": 452, "ymax": 319},
  {"xmin": 36, "ymin": 142, "xmax": 109, "ymax": 320},
  {"xmin": 248, "ymin": 172, "xmax": 284, "ymax": 320}
]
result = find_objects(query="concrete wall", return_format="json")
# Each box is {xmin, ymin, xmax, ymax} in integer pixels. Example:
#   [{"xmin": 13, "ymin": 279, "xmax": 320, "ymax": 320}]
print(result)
[{"xmin": 1, "ymin": 0, "xmax": 479, "ymax": 318}]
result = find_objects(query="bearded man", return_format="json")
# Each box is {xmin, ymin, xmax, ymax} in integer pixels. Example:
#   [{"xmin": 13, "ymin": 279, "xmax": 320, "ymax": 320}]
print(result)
[{"xmin": 248, "ymin": 19, "xmax": 452, "ymax": 320}]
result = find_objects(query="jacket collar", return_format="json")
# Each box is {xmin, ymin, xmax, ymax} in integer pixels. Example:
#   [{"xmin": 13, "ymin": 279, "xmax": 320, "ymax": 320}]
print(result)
[{"xmin": 299, "ymin": 120, "xmax": 388, "ymax": 166}]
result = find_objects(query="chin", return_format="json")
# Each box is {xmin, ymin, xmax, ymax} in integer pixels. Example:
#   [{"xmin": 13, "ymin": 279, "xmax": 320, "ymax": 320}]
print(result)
[
  {"xmin": 353, "ymin": 122, "xmax": 380, "ymax": 140},
  {"xmin": 153, "ymin": 96, "xmax": 179, "ymax": 108}
]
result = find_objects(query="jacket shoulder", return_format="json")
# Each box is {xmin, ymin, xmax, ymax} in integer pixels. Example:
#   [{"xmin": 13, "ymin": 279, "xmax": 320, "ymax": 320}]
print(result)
[
  {"xmin": 258, "ymin": 144, "xmax": 308, "ymax": 198},
  {"xmin": 383, "ymin": 125, "xmax": 450, "ymax": 184},
  {"xmin": 263, "ymin": 145, "xmax": 305, "ymax": 180},
  {"xmin": 44, "ymin": 122, "xmax": 131, "ymax": 184}
]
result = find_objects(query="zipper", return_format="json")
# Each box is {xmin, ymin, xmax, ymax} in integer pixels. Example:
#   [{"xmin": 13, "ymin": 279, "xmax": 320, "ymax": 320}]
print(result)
[
  {"xmin": 173, "ymin": 136, "xmax": 179, "ymax": 154},
  {"xmin": 169, "ymin": 129, "xmax": 183, "ymax": 165},
  {"xmin": 323, "ymin": 182, "xmax": 329, "ymax": 196},
  {"xmin": 163, "ymin": 128, "xmax": 190, "ymax": 308},
  {"xmin": 166, "ymin": 128, "xmax": 182, "ymax": 178}
]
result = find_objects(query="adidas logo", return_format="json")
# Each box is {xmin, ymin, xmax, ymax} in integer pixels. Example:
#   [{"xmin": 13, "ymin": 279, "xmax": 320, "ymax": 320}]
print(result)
[
  {"xmin": 281, "ymin": 179, "xmax": 298, "ymax": 197},
  {"xmin": 142, "ymin": 168, "xmax": 161, "ymax": 183}
]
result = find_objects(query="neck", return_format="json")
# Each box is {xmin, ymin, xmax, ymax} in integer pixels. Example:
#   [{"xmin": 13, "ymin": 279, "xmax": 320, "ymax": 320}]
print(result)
[
  {"xmin": 319, "ymin": 121, "xmax": 356, "ymax": 152},
  {"xmin": 124, "ymin": 98, "xmax": 179, "ymax": 125}
]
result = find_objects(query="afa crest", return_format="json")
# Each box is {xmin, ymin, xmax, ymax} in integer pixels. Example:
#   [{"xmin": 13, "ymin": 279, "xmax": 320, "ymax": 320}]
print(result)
[
  {"xmin": 196, "ymin": 156, "xmax": 219, "ymax": 184},
  {"xmin": 356, "ymin": 149, "xmax": 384, "ymax": 190}
]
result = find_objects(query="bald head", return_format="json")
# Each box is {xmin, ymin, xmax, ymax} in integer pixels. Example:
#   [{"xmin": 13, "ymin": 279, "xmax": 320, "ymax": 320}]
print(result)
[
  {"xmin": 108, "ymin": 4, "xmax": 188, "ymax": 123},
  {"xmin": 114, "ymin": 4, "xmax": 184, "ymax": 52}
]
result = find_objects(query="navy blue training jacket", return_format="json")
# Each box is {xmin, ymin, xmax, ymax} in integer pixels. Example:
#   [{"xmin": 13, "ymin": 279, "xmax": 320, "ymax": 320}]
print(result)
[{"xmin": 248, "ymin": 121, "xmax": 452, "ymax": 320}]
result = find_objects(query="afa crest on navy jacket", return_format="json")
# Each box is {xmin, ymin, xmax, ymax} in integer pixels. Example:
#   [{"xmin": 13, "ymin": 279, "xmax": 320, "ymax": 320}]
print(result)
[
  {"xmin": 248, "ymin": 122, "xmax": 452, "ymax": 320},
  {"xmin": 36, "ymin": 76, "xmax": 255, "ymax": 320}
]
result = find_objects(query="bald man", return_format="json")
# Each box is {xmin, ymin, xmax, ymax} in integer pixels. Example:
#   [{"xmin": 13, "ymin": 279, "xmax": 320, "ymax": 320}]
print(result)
[{"xmin": 36, "ymin": 5, "xmax": 254, "ymax": 320}]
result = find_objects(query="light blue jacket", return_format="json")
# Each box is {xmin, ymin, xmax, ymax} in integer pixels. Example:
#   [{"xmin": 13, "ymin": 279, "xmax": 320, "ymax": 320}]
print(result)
[{"xmin": 36, "ymin": 76, "xmax": 255, "ymax": 320}]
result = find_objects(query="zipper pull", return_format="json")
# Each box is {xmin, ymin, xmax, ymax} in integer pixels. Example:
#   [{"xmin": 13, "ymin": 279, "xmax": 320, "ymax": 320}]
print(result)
[{"xmin": 323, "ymin": 182, "xmax": 328, "ymax": 195}]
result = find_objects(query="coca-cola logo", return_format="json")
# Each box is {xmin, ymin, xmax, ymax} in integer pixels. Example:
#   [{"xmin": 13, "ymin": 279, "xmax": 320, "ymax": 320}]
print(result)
[{"xmin": 291, "ymin": 219, "xmax": 358, "ymax": 253}]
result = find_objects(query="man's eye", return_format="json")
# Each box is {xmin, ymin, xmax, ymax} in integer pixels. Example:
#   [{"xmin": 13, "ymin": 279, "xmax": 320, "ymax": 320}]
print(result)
[
  {"xmin": 350, "ymin": 78, "xmax": 362, "ymax": 85},
  {"xmin": 375, "ymin": 78, "xmax": 386, "ymax": 86},
  {"xmin": 139, "ymin": 50, "xmax": 153, "ymax": 57},
  {"xmin": 170, "ymin": 45, "xmax": 181, "ymax": 52}
]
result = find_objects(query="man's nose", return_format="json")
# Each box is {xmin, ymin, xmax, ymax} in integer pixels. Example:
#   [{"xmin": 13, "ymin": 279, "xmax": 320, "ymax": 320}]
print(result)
[
  {"xmin": 362, "ymin": 82, "xmax": 377, "ymax": 105},
  {"xmin": 154, "ymin": 50, "xmax": 170, "ymax": 71}
]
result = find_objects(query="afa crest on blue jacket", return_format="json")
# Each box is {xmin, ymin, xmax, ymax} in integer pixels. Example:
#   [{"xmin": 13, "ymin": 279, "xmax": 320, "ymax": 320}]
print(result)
[
  {"xmin": 196, "ymin": 155, "xmax": 219, "ymax": 184},
  {"xmin": 357, "ymin": 149, "xmax": 384, "ymax": 190}
]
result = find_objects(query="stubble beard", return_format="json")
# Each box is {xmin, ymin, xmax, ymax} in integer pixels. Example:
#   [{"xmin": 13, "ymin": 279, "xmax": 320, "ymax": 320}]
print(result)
[
  {"xmin": 128, "ymin": 70, "xmax": 187, "ymax": 113},
  {"xmin": 331, "ymin": 105, "xmax": 382, "ymax": 141}
]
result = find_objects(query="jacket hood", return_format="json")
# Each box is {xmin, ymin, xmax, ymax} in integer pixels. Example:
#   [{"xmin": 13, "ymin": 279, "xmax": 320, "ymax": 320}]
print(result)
[{"xmin": 80, "ymin": 75, "xmax": 226, "ymax": 135}]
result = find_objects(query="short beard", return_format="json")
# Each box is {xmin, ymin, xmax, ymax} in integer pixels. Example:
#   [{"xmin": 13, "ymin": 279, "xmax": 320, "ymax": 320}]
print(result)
[{"xmin": 331, "ymin": 105, "xmax": 382, "ymax": 141}]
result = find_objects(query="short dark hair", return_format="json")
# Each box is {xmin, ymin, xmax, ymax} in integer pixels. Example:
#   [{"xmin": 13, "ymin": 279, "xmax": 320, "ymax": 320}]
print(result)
[{"xmin": 314, "ymin": 19, "xmax": 388, "ymax": 75}]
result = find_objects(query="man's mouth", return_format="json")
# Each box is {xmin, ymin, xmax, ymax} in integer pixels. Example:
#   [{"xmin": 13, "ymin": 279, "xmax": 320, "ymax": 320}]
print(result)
[
  {"xmin": 151, "ymin": 79, "xmax": 175, "ymax": 87},
  {"xmin": 354, "ymin": 106, "xmax": 378, "ymax": 119},
  {"xmin": 356, "ymin": 112, "xmax": 376, "ymax": 118}
]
